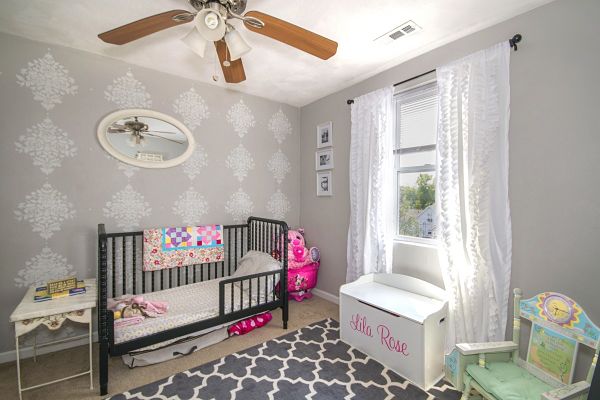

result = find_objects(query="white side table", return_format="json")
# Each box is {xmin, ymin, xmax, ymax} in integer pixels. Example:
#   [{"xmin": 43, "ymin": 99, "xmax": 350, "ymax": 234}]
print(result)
[{"xmin": 9, "ymin": 279, "xmax": 97, "ymax": 400}]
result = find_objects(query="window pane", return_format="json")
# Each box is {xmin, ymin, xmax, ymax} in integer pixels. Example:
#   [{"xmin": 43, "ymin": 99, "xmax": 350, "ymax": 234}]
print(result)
[
  {"xmin": 397, "ymin": 171, "xmax": 437, "ymax": 239},
  {"xmin": 396, "ymin": 149, "xmax": 436, "ymax": 170},
  {"xmin": 395, "ymin": 82, "xmax": 437, "ymax": 149}
]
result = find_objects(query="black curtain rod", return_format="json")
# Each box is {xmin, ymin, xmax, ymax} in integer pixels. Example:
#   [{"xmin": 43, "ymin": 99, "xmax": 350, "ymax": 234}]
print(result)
[{"xmin": 347, "ymin": 34, "xmax": 522, "ymax": 105}]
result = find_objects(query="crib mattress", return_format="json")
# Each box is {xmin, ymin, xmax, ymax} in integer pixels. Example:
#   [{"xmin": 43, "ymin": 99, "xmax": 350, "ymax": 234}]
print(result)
[{"xmin": 113, "ymin": 278, "xmax": 267, "ymax": 344}]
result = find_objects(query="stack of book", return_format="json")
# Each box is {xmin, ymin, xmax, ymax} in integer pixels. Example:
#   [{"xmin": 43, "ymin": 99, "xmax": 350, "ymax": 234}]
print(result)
[{"xmin": 34, "ymin": 280, "xmax": 86, "ymax": 302}]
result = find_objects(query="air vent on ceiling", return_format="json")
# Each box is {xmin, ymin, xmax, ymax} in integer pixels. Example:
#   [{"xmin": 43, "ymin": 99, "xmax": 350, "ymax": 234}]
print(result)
[{"xmin": 374, "ymin": 20, "xmax": 422, "ymax": 45}]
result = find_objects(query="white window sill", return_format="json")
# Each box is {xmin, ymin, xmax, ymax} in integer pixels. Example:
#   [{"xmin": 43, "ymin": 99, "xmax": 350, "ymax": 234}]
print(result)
[{"xmin": 393, "ymin": 237, "xmax": 439, "ymax": 250}]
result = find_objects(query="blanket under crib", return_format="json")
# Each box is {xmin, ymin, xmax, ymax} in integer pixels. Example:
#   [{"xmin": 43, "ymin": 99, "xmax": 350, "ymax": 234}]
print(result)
[{"xmin": 143, "ymin": 225, "xmax": 224, "ymax": 271}]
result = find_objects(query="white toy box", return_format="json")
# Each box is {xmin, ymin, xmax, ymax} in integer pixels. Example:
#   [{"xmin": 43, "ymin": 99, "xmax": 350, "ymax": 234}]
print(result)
[{"xmin": 340, "ymin": 273, "xmax": 448, "ymax": 390}]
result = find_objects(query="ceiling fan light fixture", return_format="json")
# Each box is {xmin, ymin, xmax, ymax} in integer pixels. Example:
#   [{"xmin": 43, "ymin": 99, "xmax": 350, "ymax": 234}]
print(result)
[
  {"xmin": 224, "ymin": 28, "xmax": 251, "ymax": 61},
  {"xmin": 195, "ymin": 3, "xmax": 227, "ymax": 41},
  {"xmin": 181, "ymin": 28, "xmax": 208, "ymax": 57},
  {"xmin": 204, "ymin": 12, "xmax": 219, "ymax": 29}
]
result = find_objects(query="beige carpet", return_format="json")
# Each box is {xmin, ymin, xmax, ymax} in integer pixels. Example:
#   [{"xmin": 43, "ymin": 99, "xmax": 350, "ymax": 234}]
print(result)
[{"xmin": 0, "ymin": 296, "xmax": 338, "ymax": 400}]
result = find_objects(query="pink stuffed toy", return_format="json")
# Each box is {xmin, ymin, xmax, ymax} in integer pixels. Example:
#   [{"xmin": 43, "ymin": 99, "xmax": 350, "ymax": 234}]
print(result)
[
  {"xmin": 287, "ymin": 229, "xmax": 310, "ymax": 269},
  {"xmin": 228, "ymin": 312, "xmax": 272, "ymax": 336}
]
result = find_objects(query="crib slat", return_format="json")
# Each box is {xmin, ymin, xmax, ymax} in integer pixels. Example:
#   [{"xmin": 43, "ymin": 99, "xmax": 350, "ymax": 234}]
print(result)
[
  {"xmin": 201, "ymin": 265, "xmax": 204, "ymax": 282},
  {"xmin": 230, "ymin": 282, "xmax": 234, "ymax": 313},
  {"xmin": 249, "ymin": 278, "xmax": 252, "ymax": 308},
  {"xmin": 262, "ymin": 223, "xmax": 265, "ymax": 253},
  {"xmin": 133, "ymin": 236, "xmax": 137, "ymax": 295},
  {"xmin": 111, "ymin": 238, "xmax": 115, "ymax": 298},
  {"xmin": 227, "ymin": 228, "xmax": 231, "ymax": 276},
  {"xmin": 240, "ymin": 280, "xmax": 244, "ymax": 311},
  {"xmin": 234, "ymin": 228, "xmax": 238, "ymax": 273},
  {"xmin": 241, "ymin": 226, "xmax": 246, "ymax": 256},
  {"xmin": 122, "ymin": 237, "xmax": 126, "ymax": 296}
]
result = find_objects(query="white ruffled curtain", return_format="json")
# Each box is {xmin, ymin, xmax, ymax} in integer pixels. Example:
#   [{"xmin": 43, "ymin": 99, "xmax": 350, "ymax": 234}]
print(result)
[
  {"xmin": 436, "ymin": 42, "xmax": 512, "ymax": 349},
  {"xmin": 346, "ymin": 86, "xmax": 394, "ymax": 283}
]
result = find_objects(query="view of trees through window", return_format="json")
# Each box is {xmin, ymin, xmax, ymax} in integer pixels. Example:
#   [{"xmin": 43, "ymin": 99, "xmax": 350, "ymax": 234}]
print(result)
[
  {"xmin": 395, "ymin": 81, "xmax": 438, "ymax": 240},
  {"xmin": 398, "ymin": 173, "xmax": 436, "ymax": 238}
]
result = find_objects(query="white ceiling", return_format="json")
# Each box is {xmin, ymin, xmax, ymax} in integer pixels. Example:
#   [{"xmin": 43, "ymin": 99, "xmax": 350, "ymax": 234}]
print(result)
[{"xmin": 0, "ymin": 0, "xmax": 554, "ymax": 107}]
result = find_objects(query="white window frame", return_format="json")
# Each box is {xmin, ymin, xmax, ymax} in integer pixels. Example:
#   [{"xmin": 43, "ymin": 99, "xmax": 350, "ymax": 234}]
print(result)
[{"xmin": 393, "ymin": 79, "xmax": 438, "ymax": 246}]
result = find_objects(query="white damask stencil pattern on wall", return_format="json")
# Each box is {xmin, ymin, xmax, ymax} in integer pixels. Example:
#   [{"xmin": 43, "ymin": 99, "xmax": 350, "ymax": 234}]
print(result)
[
  {"xmin": 226, "ymin": 99, "xmax": 256, "ymax": 138},
  {"xmin": 267, "ymin": 189, "xmax": 291, "ymax": 220},
  {"xmin": 173, "ymin": 87, "xmax": 210, "ymax": 131},
  {"xmin": 14, "ymin": 247, "xmax": 75, "ymax": 288},
  {"xmin": 225, "ymin": 188, "xmax": 254, "ymax": 223},
  {"xmin": 104, "ymin": 70, "xmax": 152, "ymax": 109},
  {"xmin": 267, "ymin": 149, "xmax": 291, "ymax": 184},
  {"xmin": 16, "ymin": 51, "xmax": 78, "ymax": 111},
  {"xmin": 15, "ymin": 183, "xmax": 76, "ymax": 240},
  {"xmin": 104, "ymin": 154, "xmax": 140, "ymax": 178},
  {"xmin": 226, "ymin": 143, "xmax": 255, "ymax": 182},
  {"xmin": 182, "ymin": 144, "xmax": 208, "ymax": 180},
  {"xmin": 172, "ymin": 187, "xmax": 209, "ymax": 225},
  {"xmin": 103, "ymin": 184, "xmax": 151, "ymax": 231},
  {"xmin": 15, "ymin": 117, "xmax": 77, "ymax": 175},
  {"xmin": 118, "ymin": 161, "xmax": 140, "ymax": 179},
  {"xmin": 268, "ymin": 108, "xmax": 292, "ymax": 144}
]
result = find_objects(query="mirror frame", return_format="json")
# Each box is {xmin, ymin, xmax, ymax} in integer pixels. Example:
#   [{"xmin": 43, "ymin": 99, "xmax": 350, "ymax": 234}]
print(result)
[{"xmin": 97, "ymin": 109, "xmax": 196, "ymax": 169}]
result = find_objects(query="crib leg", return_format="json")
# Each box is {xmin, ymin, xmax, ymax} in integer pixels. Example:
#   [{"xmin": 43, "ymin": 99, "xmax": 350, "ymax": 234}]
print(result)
[
  {"xmin": 99, "ymin": 340, "xmax": 108, "ymax": 396},
  {"xmin": 282, "ymin": 301, "xmax": 289, "ymax": 329}
]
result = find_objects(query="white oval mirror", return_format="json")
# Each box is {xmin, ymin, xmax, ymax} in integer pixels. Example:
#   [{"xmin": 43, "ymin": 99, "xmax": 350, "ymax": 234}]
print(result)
[{"xmin": 97, "ymin": 109, "xmax": 195, "ymax": 168}]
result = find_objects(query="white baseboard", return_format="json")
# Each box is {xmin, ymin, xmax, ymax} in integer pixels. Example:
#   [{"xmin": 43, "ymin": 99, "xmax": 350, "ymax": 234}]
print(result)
[
  {"xmin": 312, "ymin": 288, "xmax": 339, "ymax": 304},
  {"xmin": 0, "ymin": 332, "xmax": 98, "ymax": 365}
]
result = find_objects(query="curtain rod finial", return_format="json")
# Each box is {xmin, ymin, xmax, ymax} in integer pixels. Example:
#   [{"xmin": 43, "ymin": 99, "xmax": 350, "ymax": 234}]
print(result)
[{"xmin": 509, "ymin": 34, "xmax": 522, "ymax": 51}]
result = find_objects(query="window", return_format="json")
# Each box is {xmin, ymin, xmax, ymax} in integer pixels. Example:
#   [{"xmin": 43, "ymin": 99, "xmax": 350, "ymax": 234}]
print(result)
[{"xmin": 394, "ymin": 81, "xmax": 438, "ymax": 241}]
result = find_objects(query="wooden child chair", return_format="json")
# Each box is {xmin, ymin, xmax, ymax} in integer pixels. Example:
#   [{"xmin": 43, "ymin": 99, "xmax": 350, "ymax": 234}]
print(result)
[{"xmin": 444, "ymin": 289, "xmax": 599, "ymax": 400}]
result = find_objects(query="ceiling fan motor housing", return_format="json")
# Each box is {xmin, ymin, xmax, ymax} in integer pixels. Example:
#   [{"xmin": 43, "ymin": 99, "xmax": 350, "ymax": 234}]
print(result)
[{"xmin": 189, "ymin": 0, "xmax": 247, "ymax": 14}]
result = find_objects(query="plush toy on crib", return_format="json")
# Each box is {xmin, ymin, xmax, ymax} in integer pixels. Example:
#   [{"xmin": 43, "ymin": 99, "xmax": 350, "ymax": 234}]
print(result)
[{"xmin": 286, "ymin": 228, "xmax": 321, "ymax": 302}]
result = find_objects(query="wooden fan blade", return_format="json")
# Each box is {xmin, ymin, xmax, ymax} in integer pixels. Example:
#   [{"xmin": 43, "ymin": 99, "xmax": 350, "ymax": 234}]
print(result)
[
  {"xmin": 244, "ymin": 11, "xmax": 337, "ymax": 60},
  {"xmin": 214, "ymin": 40, "xmax": 246, "ymax": 83},
  {"xmin": 98, "ymin": 10, "xmax": 193, "ymax": 45}
]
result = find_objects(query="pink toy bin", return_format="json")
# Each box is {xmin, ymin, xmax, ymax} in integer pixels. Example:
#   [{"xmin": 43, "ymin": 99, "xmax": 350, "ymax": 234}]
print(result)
[{"xmin": 287, "ymin": 262, "xmax": 320, "ymax": 302}]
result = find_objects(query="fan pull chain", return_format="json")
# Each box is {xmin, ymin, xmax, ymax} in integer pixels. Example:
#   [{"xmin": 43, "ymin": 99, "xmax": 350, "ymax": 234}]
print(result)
[
  {"xmin": 223, "ymin": 44, "xmax": 231, "ymax": 67},
  {"xmin": 212, "ymin": 46, "xmax": 219, "ymax": 81}
]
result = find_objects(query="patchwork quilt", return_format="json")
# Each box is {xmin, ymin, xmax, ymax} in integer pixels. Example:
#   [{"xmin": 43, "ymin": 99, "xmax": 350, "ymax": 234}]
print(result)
[{"xmin": 143, "ymin": 225, "xmax": 224, "ymax": 271}]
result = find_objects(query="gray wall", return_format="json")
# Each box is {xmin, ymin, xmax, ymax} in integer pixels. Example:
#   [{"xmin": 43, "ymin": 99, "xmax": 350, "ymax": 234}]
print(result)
[
  {"xmin": 0, "ymin": 32, "xmax": 300, "ymax": 354},
  {"xmin": 300, "ymin": 0, "xmax": 600, "ymax": 342}
]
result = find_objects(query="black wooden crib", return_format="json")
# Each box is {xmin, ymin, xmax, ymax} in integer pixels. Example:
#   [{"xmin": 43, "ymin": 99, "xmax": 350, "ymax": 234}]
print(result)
[{"xmin": 97, "ymin": 217, "xmax": 289, "ymax": 395}]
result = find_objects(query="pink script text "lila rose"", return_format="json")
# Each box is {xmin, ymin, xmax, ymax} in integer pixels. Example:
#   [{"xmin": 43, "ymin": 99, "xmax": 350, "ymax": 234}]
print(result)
[{"xmin": 349, "ymin": 313, "xmax": 410, "ymax": 356}]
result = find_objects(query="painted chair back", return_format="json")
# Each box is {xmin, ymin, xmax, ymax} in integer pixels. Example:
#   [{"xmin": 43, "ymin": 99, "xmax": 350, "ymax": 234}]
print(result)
[{"xmin": 513, "ymin": 288, "xmax": 600, "ymax": 386}]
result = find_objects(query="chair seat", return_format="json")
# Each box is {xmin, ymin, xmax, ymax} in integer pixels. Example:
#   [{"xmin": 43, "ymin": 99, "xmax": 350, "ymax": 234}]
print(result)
[{"xmin": 466, "ymin": 362, "xmax": 553, "ymax": 400}]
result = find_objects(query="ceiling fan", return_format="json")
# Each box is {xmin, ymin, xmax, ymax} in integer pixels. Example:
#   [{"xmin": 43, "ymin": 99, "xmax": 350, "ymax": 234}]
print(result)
[
  {"xmin": 108, "ymin": 117, "xmax": 185, "ymax": 145},
  {"xmin": 98, "ymin": 0, "xmax": 338, "ymax": 84}
]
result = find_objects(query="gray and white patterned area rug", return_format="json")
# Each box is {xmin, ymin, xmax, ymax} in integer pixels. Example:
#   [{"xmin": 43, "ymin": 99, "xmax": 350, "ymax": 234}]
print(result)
[{"xmin": 110, "ymin": 319, "xmax": 460, "ymax": 399}]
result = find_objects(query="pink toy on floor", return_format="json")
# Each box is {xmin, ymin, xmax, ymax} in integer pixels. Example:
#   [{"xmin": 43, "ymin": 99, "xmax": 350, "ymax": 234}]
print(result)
[{"xmin": 228, "ymin": 312, "xmax": 272, "ymax": 336}]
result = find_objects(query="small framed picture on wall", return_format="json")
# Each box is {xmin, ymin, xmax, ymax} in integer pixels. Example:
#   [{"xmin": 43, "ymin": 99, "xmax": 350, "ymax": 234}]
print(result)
[
  {"xmin": 317, "ymin": 171, "xmax": 332, "ymax": 196},
  {"xmin": 315, "ymin": 148, "xmax": 334, "ymax": 170},
  {"xmin": 316, "ymin": 121, "xmax": 333, "ymax": 148}
]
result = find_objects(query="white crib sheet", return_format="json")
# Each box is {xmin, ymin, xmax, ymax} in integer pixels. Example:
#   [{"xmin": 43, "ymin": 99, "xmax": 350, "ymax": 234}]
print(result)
[{"xmin": 113, "ymin": 277, "xmax": 274, "ymax": 344}]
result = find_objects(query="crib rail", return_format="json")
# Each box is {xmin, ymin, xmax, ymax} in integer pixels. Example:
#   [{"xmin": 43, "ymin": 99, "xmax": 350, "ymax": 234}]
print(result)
[
  {"xmin": 218, "ymin": 269, "xmax": 283, "ymax": 318},
  {"xmin": 99, "ymin": 224, "xmax": 248, "ymax": 299}
]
